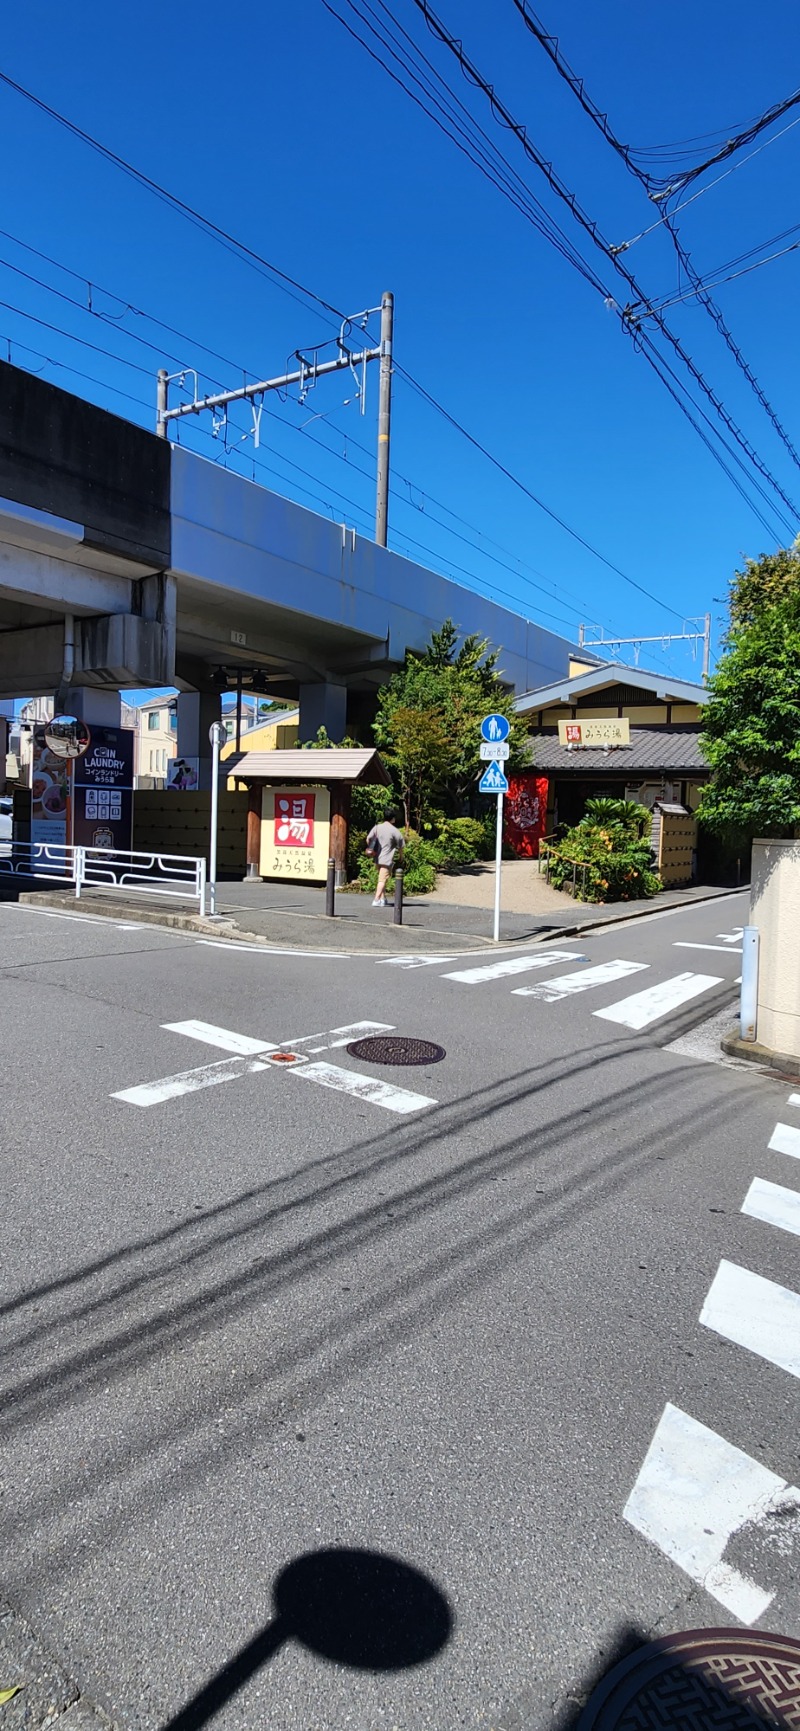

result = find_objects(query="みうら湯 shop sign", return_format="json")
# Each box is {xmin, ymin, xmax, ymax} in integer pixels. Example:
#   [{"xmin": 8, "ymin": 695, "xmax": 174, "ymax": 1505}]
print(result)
[{"xmin": 260, "ymin": 786, "xmax": 331, "ymax": 881}]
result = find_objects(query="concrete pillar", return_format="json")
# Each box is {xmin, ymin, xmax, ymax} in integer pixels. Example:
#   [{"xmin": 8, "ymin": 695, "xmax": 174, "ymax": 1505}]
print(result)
[
  {"xmin": 750, "ymin": 839, "xmax": 800, "ymax": 1059},
  {"xmin": 176, "ymin": 690, "xmax": 222, "ymax": 791},
  {"xmin": 70, "ymin": 688, "xmax": 122, "ymax": 728},
  {"xmin": 298, "ymin": 680, "xmax": 347, "ymax": 743}
]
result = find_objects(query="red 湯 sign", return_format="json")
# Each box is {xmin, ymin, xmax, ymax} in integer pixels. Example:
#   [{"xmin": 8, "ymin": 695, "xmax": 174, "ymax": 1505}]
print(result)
[{"xmin": 275, "ymin": 793, "xmax": 315, "ymax": 848}]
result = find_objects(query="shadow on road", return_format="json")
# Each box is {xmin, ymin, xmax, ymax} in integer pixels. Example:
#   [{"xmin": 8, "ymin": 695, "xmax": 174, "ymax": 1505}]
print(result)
[{"xmin": 162, "ymin": 1547, "xmax": 453, "ymax": 1731}]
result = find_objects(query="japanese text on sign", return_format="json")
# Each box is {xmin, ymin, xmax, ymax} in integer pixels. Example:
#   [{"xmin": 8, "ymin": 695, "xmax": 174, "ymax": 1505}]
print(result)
[{"xmin": 275, "ymin": 794, "xmax": 315, "ymax": 848}]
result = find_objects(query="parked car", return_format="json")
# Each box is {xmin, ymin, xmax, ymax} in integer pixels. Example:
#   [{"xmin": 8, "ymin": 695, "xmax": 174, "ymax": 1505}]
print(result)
[{"xmin": 0, "ymin": 794, "xmax": 12, "ymax": 843}]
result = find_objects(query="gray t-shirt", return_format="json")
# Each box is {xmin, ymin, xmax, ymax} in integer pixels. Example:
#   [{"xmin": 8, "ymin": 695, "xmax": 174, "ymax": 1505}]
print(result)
[{"xmin": 368, "ymin": 821, "xmax": 405, "ymax": 867}]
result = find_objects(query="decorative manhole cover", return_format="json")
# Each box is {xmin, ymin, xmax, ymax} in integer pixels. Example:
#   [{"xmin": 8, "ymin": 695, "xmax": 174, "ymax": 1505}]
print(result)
[
  {"xmin": 346, "ymin": 1035, "xmax": 446, "ymax": 1067},
  {"xmin": 577, "ymin": 1629, "xmax": 800, "ymax": 1729}
]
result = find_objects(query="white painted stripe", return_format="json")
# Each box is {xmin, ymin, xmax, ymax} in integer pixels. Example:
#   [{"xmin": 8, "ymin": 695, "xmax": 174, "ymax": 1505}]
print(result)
[
  {"xmin": 623, "ymin": 1401, "xmax": 796, "ymax": 1624},
  {"xmin": 512, "ymin": 959, "xmax": 648, "ymax": 1001},
  {"xmin": 376, "ymin": 956, "xmax": 457, "ymax": 968},
  {"xmin": 443, "ymin": 950, "xmax": 584, "ymax": 984},
  {"xmin": 292, "ymin": 1060, "xmax": 435, "ymax": 1115},
  {"xmin": 594, "ymin": 971, "xmax": 722, "ymax": 1029},
  {"xmin": 788, "ymin": 1093, "xmax": 800, "ymax": 1112},
  {"xmin": 162, "ymin": 1019, "xmax": 277, "ymax": 1056},
  {"xmin": 742, "ymin": 1177, "xmax": 800, "ymax": 1239},
  {"xmin": 196, "ymin": 940, "xmax": 348, "ymax": 959},
  {"xmin": 700, "ymin": 1259, "xmax": 800, "ymax": 1379},
  {"xmin": 769, "ymin": 1122, "xmax": 800, "ymax": 1161},
  {"xmin": 717, "ymin": 929, "xmax": 744, "ymax": 942},
  {"xmin": 280, "ymin": 1021, "xmax": 394, "ymax": 1052},
  {"xmin": 112, "ymin": 1054, "xmax": 269, "ymax": 1107},
  {"xmin": 674, "ymin": 941, "xmax": 743, "ymax": 954}
]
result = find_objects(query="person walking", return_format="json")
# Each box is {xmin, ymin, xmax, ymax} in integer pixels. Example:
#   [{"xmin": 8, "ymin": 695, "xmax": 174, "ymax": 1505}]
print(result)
[{"xmin": 366, "ymin": 808, "xmax": 405, "ymax": 908}]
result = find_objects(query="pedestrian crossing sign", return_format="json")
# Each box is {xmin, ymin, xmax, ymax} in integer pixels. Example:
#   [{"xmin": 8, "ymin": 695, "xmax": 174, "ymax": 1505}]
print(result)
[{"xmin": 478, "ymin": 760, "xmax": 509, "ymax": 794}]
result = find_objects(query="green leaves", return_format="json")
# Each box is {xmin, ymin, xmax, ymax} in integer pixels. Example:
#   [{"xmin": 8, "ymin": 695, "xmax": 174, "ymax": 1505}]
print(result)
[{"xmin": 700, "ymin": 549, "xmax": 800, "ymax": 841}]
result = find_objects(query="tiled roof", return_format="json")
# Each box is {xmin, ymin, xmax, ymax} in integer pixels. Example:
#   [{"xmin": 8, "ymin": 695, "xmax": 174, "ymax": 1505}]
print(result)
[
  {"xmin": 529, "ymin": 726, "xmax": 707, "ymax": 774},
  {"xmin": 515, "ymin": 661, "xmax": 707, "ymax": 711}
]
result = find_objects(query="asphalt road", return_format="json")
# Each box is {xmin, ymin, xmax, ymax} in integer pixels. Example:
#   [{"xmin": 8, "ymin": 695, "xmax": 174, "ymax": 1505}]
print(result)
[{"xmin": 1, "ymin": 890, "xmax": 798, "ymax": 1731}]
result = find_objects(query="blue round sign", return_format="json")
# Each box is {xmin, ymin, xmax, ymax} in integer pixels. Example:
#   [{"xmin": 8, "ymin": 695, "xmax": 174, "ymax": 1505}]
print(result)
[{"xmin": 480, "ymin": 712, "xmax": 510, "ymax": 743}]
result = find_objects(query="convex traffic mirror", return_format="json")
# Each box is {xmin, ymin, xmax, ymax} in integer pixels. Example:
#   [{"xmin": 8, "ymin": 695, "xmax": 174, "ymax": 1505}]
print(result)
[{"xmin": 43, "ymin": 715, "xmax": 91, "ymax": 759}]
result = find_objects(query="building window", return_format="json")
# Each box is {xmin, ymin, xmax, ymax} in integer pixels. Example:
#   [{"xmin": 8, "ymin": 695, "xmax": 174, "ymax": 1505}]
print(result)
[
  {"xmin": 148, "ymin": 711, "xmax": 160, "ymax": 731},
  {"xmin": 169, "ymin": 707, "xmax": 177, "ymax": 734}
]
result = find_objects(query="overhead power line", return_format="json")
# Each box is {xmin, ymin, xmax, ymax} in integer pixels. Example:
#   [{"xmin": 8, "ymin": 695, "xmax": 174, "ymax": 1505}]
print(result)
[
  {"xmin": 0, "ymin": 73, "xmax": 694, "ymax": 624},
  {"xmin": 508, "ymin": 0, "xmax": 800, "ymax": 476},
  {"xmin": 403, "ymin": 0, "xmax": 799, "ymax": 531}
]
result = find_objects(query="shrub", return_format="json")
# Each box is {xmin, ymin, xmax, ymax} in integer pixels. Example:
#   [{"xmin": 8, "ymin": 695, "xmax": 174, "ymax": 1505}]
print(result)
[
  {"xmin": 545, "ymin": 806, "xmax": 660, "ymax": 904},
  {"xmin": 350, "ymin": 830, "xmax": 438, "ymax": 895}
]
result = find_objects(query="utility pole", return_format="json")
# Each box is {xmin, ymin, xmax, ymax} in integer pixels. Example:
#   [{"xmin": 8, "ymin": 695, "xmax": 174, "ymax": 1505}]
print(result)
[
  {"xmin": 375, "ymin": 291, "xmax": 394, "ymax": 548},
  {"xmin": 156, "ymin": 369, "xmax": 168, "ymax": 440},
  {"xmin": 702, "ymin": 612, "xmax": 712, "ymax": 682}
]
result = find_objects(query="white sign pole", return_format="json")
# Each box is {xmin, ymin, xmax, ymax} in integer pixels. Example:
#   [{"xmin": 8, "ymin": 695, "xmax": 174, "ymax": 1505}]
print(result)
[
  {"xmin": 493, "ymin": 790, "xmax": 503, "ymax": 943},
  {"xmin": 208, "ymin": 721, "xmax": 225, "ymax": 918}
]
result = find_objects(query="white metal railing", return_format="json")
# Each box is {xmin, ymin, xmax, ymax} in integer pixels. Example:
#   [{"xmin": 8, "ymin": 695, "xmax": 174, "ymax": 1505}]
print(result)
[
  {"xmin": 0, "ymin": 841, "xmax": 77, "ymax": 881},
  {"xmin": 0, "ymin": 842, "xmax": 206, "ymax": 914},
  {"xmin": 76, "ymin": 846, "xmax": 206, "ymax": 913}
]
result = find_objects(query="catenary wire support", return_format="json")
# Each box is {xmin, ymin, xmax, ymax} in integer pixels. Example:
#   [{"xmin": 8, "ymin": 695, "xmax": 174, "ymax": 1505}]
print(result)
[
  {"xmin": 155, "ymin": 298, "xmax": 393, "ymax": 542},
  {"xmin": 579, "ymin": 614, "xmax": 713, "ymax": 680}
]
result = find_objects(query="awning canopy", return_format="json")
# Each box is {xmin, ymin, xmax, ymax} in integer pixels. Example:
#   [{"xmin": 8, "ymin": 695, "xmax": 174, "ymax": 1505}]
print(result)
[{"xmin": 224, "ymin": 747, "xmax": 392, "ymax": 786}]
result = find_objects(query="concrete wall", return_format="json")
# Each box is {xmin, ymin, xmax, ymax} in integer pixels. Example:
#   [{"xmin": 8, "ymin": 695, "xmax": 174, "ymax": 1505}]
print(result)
[
  {"xmin": 750, "ymin": 839, "xmax": 800, "ymax": 1058},
  {"xmin": 133, "ymin": 791, "xmax": 247, "ymax": 876}
]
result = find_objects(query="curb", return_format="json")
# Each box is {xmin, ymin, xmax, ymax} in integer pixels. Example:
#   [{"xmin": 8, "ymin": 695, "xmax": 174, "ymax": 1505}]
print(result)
[
  {"xmin": 0, "ymin": 1594, "xmax": 114, "ymax": 1731},
  {"xmin": 720, "ymin": 1031, "xmax": 800, "ymax": 1080},
  {"xmin": 536, "ymin": 885, "xmax": 748, "ymax": 943}
]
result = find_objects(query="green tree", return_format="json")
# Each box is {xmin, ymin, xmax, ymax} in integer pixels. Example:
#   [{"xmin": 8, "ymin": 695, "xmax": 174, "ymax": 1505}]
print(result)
[
  {"xmin": 378, "ymin": 704, "xmax": 451, "ymax": 831},
  {"xmin": 699, "ymin": 545, "xmax": 800, "ymax": 842},
  {"xmin": 373, "ymin": 619, "xmax": 529, "ymax": 822}
]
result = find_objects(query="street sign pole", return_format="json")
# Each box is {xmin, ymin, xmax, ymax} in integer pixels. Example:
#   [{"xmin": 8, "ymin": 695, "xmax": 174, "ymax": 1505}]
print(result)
[
  {"xmin": 208, "ymin": 721, "xmax": 225, "ymax": 918},
  {"xmin": 493, "ymin": 790, "xmax": 503, "ymax": 943}
]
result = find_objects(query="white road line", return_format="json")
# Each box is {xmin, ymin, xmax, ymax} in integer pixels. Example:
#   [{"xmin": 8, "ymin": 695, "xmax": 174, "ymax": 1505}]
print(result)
[
  {"xmin": 196, "ymin": 940, "xmax": 349, "ymax": 959},
  {"xmin": 674, "ymin": 941, "xmax": 743, "ymax": 954},
  {"xmin": 624, "ymin": 1401, "xmax": 796, "ymax": 1624},
  {"xmin": 112, "ymin": 1054, "xmax": 269, "ymax": 1107},
  {"xmin": 443, "ymin": 950, "xmax": 584, "ymax": 985},
  {"xmin": 512, "ymin": 959, "xmax": 648, "ymax": 1001},
  {"xmin": 376, "ymin": 956, "xmax": 456, "ymax": 968},
  {"xmin": 788, "ymin": 1093, "xmax": 800, "ymax": 1112},
  {"xmin": 162, "ymin": 1019, "xmax": 277, "ymax": 1056},
  {"xmin": 280, "ymin": 1021, "xmax": 394, "ymax": 1052},
  {"xmin": 769, "ymin": 1122, "xmax": 800, "ymax": 1161},
  {"xmin": 742, "ymin": 1177, "xmax": 800, "ymax": 1239},
  {"xmin": 717, "ymin": 928, "xmax": 744, "ymax": 942},
  {"xmin": 291, "ymin": 1060, "xmax": 436, "ymax": 1115},
  {"xmin": 700, "ymin": 1259, "xmax": 800, "ymax": 1379},
  {"xmin": 594, "ymin": 972, "xmax": 722, "ymax": 1030}
]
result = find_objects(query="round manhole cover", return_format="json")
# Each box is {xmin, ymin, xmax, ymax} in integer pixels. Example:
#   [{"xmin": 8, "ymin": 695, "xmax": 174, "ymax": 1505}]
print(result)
[
  {"xmin": 577, "ymin": 1628, "xmax": 800, "ymax": 1729},
  {"xmin": 346, "ymin": 1035, "xmax": 446, "ymax": 1067}
]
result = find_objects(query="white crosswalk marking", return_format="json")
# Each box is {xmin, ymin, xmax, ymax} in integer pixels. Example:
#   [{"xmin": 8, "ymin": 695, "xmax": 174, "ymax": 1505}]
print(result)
[
  {"xmin": 290, "ymin": 1061, "xmax": 435, "ymax": 1115},
  {"xmin": 280, "ymin": 1021, "xmax": 394, "ymax": 1052},
  {"xmin": 742, "ymin": 1177, "xmax": 800, "ymax": 1239},
  {"xmin": 594, "ymin": 971, "xmax": 722, "ymax": 1030},
  {"xmin": 443, "ymin": 950, "xmax": 584, "ymax": 985},
  {"xmin": 769, "ymin": 1122, "xmax": 800, "ymax": 1161},
  {"xmin": 162, "ymin": 1020, "xmax": 277, "ymax": 1055},
  {"xmin": 624, "ymin": 1402, "xmax": 794, "ymax": 1624},
  {"xmin": 512, "ymin": 959, "xmax": 648, "ymax": 1001},
  {"xmin": 112, "ymin": 1054, "xmax": 270, "ymax": 1107},
  {"xmin": 700, "ymin": 1259, "xmax": 800, "ymax": 1379},
  {"xmin": 788, "ymin": 1093, "xmax": 800, "ymax": 1113}
]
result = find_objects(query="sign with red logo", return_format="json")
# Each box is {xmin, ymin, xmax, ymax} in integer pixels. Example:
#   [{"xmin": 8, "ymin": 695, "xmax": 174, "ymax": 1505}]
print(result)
[
  {"xmin": 504, "ymin": 774, "xmax": 549, "ymax": 858},
  {"xmin": 275, "ymin": 793, "xmax": 315, "ymax": 848},
  {"xmin": 565, "ymin": 723, "xmax": 582, "ymax": 744}
]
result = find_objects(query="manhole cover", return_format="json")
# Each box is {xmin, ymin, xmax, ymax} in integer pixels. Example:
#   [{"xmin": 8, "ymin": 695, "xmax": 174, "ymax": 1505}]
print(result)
[
  {"xmin": 346, "ymin": 1035, "xmax": 446, "ymax": 1067},
  {"xmin": 577, "ymin": 1629, "xmax": 800, "ymax": 1729}
]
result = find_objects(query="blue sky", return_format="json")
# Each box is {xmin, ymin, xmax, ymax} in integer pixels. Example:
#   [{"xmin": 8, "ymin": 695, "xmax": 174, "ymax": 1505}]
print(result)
[{"xmin": 3, "ymin": 0, "xmax": 799, "ymax": 681}]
